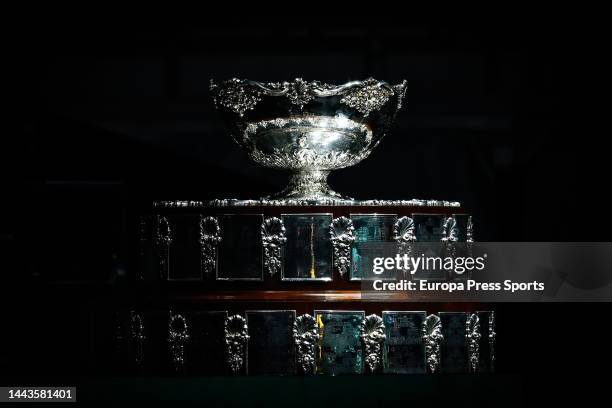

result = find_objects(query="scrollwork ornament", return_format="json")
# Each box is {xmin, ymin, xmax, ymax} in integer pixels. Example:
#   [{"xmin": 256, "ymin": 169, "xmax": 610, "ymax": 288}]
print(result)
[
  {"xmin": 293, "ymin": 314, "xmax": 319, "ymax": 375},
  {"xmin": 261, "ymin": 217, "xmax": 287, "ymax": 276},
  {"xmin": 330, "ymin": 216, "xmax": 355, "ymax": 276},
  {"xmin": 130, "ymin": 311, "xmax": 146, "ymax": 367},
  {"xmin": 224, "ymin": 314, "xmax": 249, "ymax": 374},
  {"xmin": 199, "ymin": 216, "xmax": 221, "ymax": 279},
  {"xmin": 168, "ymin": 312, "xmax": 190, "ymax": 372},
  {"xmin": 466, "ymin": 313, "xmax": 481, "ymax": 373},
  {"xmin": 361, "ymin": 314, "xmax": 386, "ymax": 373},
  {"xmin": 423, "ymin": 314, "xmax": 444, "ymax": 373}
]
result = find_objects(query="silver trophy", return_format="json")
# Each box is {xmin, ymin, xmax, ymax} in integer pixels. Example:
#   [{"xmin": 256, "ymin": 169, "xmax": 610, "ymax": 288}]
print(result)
[{"xmin": 210, "ymin": 78, "xmax": 407, "ymax": 203}]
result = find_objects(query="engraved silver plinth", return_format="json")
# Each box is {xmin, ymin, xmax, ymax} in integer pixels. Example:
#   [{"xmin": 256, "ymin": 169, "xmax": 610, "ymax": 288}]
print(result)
[{"xmin": 210, "ymin": 78, "xmax": 407, "ymax": 202}]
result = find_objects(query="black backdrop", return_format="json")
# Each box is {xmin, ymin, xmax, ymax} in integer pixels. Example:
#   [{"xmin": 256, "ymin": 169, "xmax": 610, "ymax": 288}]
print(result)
[{"xmin": 4, "ymin": 15, "xmax": 611, "ymax": 407}]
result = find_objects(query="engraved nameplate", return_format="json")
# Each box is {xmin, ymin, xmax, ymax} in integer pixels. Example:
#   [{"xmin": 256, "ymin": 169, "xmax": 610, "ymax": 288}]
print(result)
[
  {"xmin": 382, "ymin": 311, "xmax": 426, "ymax": 374},
  {"xmin": 315, "ymin": 310, "xmax": 365, "ymax": 375},
  {"xmin": 412, "ymin": 214, "xmax": 447, "ymax": 280},
  {"xmin": 350, "ymin": 214, "xmax": 397, "ymax": 280},
  {"xmin": 281, "ymin": 214, "xmax": 333, "ymax": 281},
  {"xmin": 217, "ymin": 214, "xmax": 263, "ymax": 280},
  {"xmin": 167, "ymin": 214, "xmax": 202, "ymax": 281},
  {"xmin": 189, "ymin": 311, "xmax": 228, "ymax": 375},
  {"xmin": 138, "ymin": 216, "xmax": 156, "ymax": 280},
  {"xmin": 439, "ymin": 312, "xmax": 469, "ymax": 373},
  {"xmin": 246, "ymin": 310, "xmax": 296, "ymax": 375}
]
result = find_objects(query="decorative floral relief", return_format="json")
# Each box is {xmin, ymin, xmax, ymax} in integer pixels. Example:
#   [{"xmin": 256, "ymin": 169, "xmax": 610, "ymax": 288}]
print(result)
[
  {"xmin": 156, "ymin": 215, "xmax": 172, "ymax": 279},
  {"xmin": 489, "ymin": 311, "xmax": 496, "ymax": 371},
  {"xmin": 467, "ymin": 216, "xmax": 474, "ymax": 243},
  {"xmin": 361, "ymin": 314, "xmax": 386, "ymax": 373},
  {"xmin": 168, "ymin": 312, "xmax": 190, "ymax": 372},
  {"xmin": 210, "ymin": 78, "xmax": 405, "ymax": 116},
  {"xmin": 441, "ymin": 216, "xmax": 459, "ymax": 258},
  {"xmin": 130, "ymin": 311, "xmax": 145, "ymax": 366},
  {"xmin": 261, "ymin": 217, "xmax": 287, "ymax": 276},
  {"xmin": 340, "ymin": 78, "xmax": 394, "ymax": 117},
  {"xmin": 393, "ymin": 80, "xmax": 408, "ymax": 112},
  {"xmin": 441, "ymin": 216, "xmax": 459, "ymax": 242},
  {"xmin": 423, "ymin": 314, "xmax": 444, "ymax": 373},
  {"xmin": 154, "ymin": 198, "xmax": 462, "ymax": 207},
  {"xmin": 199, "ymin": 216, "xmax": 221, "ymax": 279},
  {"xmin": 284, "ymin": 78, "xmax": 316, "ymax": 108},
  {"xmin": 393, "ymin": 216, "xmax": 416, "ymax": 269},
  {"xmin": 225, "ymin": 314, "xmax": 249, "ymax": 374},
  {"xmin": 330, "ymin": 216, "xmax": 355, "ymax": 276},
  {"xmin": 293, "ymin": 314, "xmax": 319, "ymax": 375},
  {"xmin": 249, "ymin": 147, "xmax": 372, "ymax": 171},
  {"xmin": 466, "ymin": 313, "xmax": 481, "ymax": 373},
  {"xmin": 210, "ymin": 78, "xmax": 262, "ymax": 117}
]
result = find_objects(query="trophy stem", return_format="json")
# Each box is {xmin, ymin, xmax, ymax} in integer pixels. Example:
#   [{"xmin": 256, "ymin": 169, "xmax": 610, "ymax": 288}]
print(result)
[{"xmin": 266, "ymin": 170, "xmax": 353, "ymax": 202}]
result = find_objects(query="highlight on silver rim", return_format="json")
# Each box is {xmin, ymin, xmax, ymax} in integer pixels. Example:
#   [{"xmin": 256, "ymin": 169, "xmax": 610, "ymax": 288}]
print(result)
[{"xmin": 153, "ymin": 198, "xmax": 462, "ymax": 208}]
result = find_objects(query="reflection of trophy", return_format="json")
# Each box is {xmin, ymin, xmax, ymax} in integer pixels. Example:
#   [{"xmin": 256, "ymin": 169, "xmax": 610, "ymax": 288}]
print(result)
[{"xmin": 210, "ymin": 78, "xmax": 407, "ymax": 203}]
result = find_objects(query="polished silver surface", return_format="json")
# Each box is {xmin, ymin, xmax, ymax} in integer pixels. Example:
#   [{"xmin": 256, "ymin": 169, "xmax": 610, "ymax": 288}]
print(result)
[{"xmin": 210, "ymin": 78, "xmax": 407, "ymax": 202}]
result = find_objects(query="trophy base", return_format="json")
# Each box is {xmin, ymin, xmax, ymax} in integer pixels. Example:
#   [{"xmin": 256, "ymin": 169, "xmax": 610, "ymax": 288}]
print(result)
[{"xmin": 264, "ymin": 170, "xmax": 353, "ymax": 203}]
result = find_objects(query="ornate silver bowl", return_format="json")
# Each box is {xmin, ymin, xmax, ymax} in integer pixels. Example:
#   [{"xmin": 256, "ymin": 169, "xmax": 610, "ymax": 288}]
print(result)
[{"xmin": 210, "ymin": 78, "xmax": 407, "ymax": 203}]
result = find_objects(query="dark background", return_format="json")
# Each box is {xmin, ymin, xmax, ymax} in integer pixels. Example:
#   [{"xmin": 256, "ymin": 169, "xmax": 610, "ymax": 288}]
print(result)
[{"xmin": 3, "ymin": 16, "xmax": 610, "ymax": 406}]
